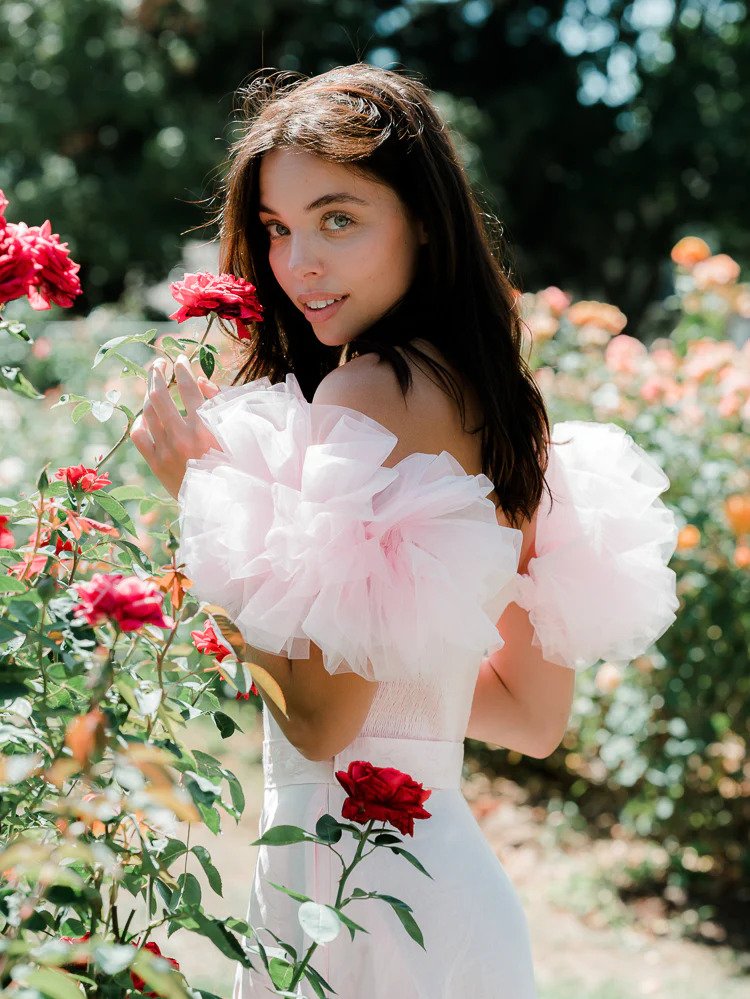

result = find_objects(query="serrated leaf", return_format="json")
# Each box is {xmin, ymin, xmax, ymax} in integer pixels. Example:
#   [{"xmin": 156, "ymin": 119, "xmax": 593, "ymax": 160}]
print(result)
[
  {"xmin": 389, "ymin": 846, "xmax": 433, "ymax": 879},
  {"xmin": 191, "ymin": 844, "xmax": 223, "ymax": 896},
  {"xmin": 252, "ymin": 826, "xmax": 310, "ymax": 847},
  {"xmin": 93, "ymin": 492, "xmax": 137, "ymax": 537},
  {"xmin": 199, "ymin": 346, "xmax": 215, "ymax": 378}
]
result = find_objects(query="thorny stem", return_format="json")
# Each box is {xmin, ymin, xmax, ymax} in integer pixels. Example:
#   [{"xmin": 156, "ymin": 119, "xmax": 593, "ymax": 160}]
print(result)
[{"xmin": 287, "ymin": 819, "xmax": 377, "ymax": 992}]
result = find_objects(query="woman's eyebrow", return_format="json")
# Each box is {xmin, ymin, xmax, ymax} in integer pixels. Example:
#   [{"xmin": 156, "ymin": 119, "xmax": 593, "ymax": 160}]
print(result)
[{"xmin": 258, "ymin": 192, "xmax": 369, "ymax": 215}]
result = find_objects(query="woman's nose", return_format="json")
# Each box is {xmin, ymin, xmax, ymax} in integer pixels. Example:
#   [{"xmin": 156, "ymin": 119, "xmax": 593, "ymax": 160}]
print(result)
[{"xmin": 287, "ymin": 233, "xmax": 323, "ymax": 276}]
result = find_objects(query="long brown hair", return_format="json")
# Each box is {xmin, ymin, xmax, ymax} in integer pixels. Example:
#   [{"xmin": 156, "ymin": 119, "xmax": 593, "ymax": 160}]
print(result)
[{"xmin": 210, "ymin": 63, "xmax": 551, "ymax": 529}]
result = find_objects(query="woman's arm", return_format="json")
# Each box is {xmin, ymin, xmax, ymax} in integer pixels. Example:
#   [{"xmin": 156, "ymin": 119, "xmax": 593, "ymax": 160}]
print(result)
[
  {"xmin": 465, "ymin": 503, "xmax": 575, "ymax": 756},
  {"xmin": 465, "ymin": 598, "xmax": 575, "ymax": 757}
]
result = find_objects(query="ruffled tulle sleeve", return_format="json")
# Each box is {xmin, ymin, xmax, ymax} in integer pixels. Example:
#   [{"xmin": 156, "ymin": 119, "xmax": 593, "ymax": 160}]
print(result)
[
  {"xmin": 177, "ymin": 373, "xmax": 523, "ymax": 682},
  {"xmin": 503, "ymin": 420, "xmax": 680, "ymax": 672}
]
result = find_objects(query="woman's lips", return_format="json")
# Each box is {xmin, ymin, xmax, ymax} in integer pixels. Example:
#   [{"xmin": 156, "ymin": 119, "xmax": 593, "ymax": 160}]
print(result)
[{"xmin": 302, "ymin": 295, "xmax": 349, "ymax": 322}]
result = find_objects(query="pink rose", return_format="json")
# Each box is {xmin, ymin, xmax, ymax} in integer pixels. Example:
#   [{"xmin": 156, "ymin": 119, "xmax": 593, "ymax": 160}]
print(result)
[
  {"xmin": 8, "ymin": 219, "xmax": 82, "ymax": 310},
  {"xmin": 605, "ymin": 334, "xmax": 648, "ymax": 375},
  {"xmin": 0, "ymin": 224, "xmax": 37, "ymax": 306},
  {"xmin": 169, "ymin": 271, "xmax": 263, "ymax": 339},
  {"xmin": 72, "ymin": 573, "xmax": 174, "ymax": 632},
  {"xmin": 538, "ymin": 285, "xmax": 571, "ymax": 316}
]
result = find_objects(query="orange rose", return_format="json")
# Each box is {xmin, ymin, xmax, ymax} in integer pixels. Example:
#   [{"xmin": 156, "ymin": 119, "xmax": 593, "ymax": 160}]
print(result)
[
  {"xmin": 677, "ymin": 525, "xmax": 700, "ymax": 551},
  {"xmin": 724, "ymin": 495, "xmax": 750, "ymax": 536},
  {"xmin": 671, "ymin": 236, "xmax": 711, "ymax": 268}
]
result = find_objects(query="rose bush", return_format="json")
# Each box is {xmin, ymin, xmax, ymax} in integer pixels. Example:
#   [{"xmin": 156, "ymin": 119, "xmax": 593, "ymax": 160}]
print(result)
[
  {"xmin": 0, "ymin": 190, "xmax": 436, "ymax": 997},
  {"xmin": 468, "ymin": 238, "xmax": 749, "ymax": 912}
]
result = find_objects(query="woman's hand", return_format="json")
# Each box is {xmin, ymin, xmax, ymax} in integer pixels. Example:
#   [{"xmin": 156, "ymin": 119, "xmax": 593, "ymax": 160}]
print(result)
[{"xmin": 130, "ymin": 354, "xmax": 223, "ymax": 500}]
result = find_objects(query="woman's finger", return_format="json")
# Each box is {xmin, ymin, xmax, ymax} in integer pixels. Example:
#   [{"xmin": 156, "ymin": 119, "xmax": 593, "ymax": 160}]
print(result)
[
  {"xmin": 147, "ymin": 362, "xmax": 185, "ymax": 431},
  {"xmin": 130, "ymin": 413, "xmax": 156, "ymax": 460},
  {"xmin": 174, "ymin": 354, "xmax": 206, "ymax": 417}
]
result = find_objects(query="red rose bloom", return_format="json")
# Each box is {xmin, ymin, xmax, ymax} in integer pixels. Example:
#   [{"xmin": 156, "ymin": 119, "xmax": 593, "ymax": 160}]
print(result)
[
  {"xmin": 54, "ymin": 464, "xmax": 111, "ymax": 492},
  {"xmin": 130, "ymin": 940, "xmax": 180, "ymax": 997},
  {"xmin": 72, "ymin": 573, "xmax": 174, "ymax": 632},
  {"xmin": 335, "ymin": 761, "xmax": 432, "ymax": 837},
  {"xmin": 9, "ymin": 219, "xmax": 82, "ymax": 310},
  {"xmin": 235, "ymin": 684, "xmax": 259, "ymax": 699},
  {"xmin": 0, "ymin": 515, "xmax": 14, "ymax": 549},
  {"xmin": 190, "ymin": 621, "xmax": 231, "ymax": 662},
  {"xmin": 169, "ymin": 271, "xmax": 263, "ymax": 339},
  {"xmin": 0, "ymin": 223, "xmax": 37, "ymax": 306}
]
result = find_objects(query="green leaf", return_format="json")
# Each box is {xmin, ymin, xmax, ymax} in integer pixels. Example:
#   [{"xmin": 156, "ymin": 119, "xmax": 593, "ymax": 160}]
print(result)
[
  {"xmin": 315, "ymin": 813, "xmax": 343, "ymax": 844},
  {"xmin": 373, "ymin": 832, "xmax": 402, "ymax": 846},
  {"xmin": 199, "ymin": 346, "xmax": 215, "ymax": 378},
  {"xmin": 180, "ymin": 907, "xmax": 251, "ymax": 965},
  {"xmin": 191, "ymin": 844, "xmax": 223, "ymax": 896},
  {"xmin": 24, "ymin": 967, "xmax": 86, "ymax": 999},
  {"xmin": 93, "ymin": 492, "xmax": 137, "ymax": 538},
  {"xmin": 223, "ymin": 767, "xmax": 246, "ymax": 815},
  {"xmin": 71, "ymin": 400, "xmax": 92, "ymax": 424},
  {"xmin": 389, "ymin": 846, "xmax": 433, "ymax": 879},
  {"xmin": 267, "ymin": 882, "xmax": 312, "ymax": 905},
  {"xmin": 383, "ymin": 898, "xmax": 425, "ymax": 949},
  {"xmin": 92, "ymin": 329, "xmax": 157, "ymax": 367},
  {"xmin": 198, "ymin": 802, "xmax": 221, "ymax": 834},
  {"xmin": 268, "ymin": 957, "xmax": 295, "ymax": 991},
  {"xmin": 325, "ymin": 904, "xmax": 368, "ymax": 941},
  {"xmin": 0, "ymin": 576, "xmax": 27, "ymax": 593},
  {"xmin": 170, "ymin": 871, "xmax": 202, "ymax": 909},
  {"xmin": 252, "ymin": 825, "xmax": 310, "ymax": 847},
  {"xmin": 213, "ymin": 710, "xmax": 236, "ymax": 739},
  {"xmin": 0, "ymin": 365, "xmax": 43, "ymax": 399},
  {"xmin": 109, "ymin": 484, "xmax": 146, "ymax": 502}
]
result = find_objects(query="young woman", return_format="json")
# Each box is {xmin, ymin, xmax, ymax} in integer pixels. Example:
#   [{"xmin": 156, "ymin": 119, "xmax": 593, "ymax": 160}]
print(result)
[{"xmin": 133, "ymin": 64, "xmax": 679, "ymax": 998}]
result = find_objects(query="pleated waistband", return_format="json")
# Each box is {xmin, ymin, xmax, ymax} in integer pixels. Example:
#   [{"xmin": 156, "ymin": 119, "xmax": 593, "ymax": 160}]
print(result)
[{"xmin": 262, "ymin": 733, "xmax": 465, "ymax": 791}]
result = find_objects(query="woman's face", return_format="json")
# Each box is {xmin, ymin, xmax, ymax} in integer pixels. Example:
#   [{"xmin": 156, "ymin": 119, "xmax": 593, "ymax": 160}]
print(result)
[{"xmin": 258, "ymin": 147, "xmax": 428, "ymax": 347}]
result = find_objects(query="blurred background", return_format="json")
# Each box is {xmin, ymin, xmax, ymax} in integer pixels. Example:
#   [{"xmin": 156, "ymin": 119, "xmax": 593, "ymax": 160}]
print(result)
[{"xmin": 1, "ymin": 2, "xmax": 749, "ymax": 997}]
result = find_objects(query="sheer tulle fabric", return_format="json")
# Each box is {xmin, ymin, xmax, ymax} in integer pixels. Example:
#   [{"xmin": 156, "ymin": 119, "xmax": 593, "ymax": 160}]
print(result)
[
  {"xmin": 178, "ymin": 373, "xmax": 523, "ymax": 682},
  {"xmin": 505, "ymin": 420, "xmax": 680, "ymax": 671}
]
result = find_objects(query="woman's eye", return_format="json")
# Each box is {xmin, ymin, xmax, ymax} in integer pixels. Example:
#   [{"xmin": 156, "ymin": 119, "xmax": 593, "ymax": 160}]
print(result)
[
  {"xmin": 265, "ymin": 222, "xmax": 288, "ymax": 239},
  {"xmin": 323, "ymin": 212, "xmax": 354, "ymax": 232}
]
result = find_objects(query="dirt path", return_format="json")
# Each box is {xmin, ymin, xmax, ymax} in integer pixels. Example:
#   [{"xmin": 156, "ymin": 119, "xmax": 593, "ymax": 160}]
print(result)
[{"xmin": 152, "ymin": 710, "xmax": 748, "ymax": 998}]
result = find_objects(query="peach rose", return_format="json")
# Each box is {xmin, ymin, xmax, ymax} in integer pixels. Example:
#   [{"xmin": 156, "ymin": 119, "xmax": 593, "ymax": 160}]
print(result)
[
  {"xmin": 671, "ymin": 236, "xmax": 711, "ymax": 268},
  {"xmin": 692, "ymin": 253, "xmax": 741, "ymax": 290}
]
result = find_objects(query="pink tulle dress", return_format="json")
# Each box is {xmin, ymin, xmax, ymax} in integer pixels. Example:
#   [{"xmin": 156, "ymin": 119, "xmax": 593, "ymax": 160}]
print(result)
[{"xmin": 177, "ymin": 373, "xmax": 679, "ymax": 999}]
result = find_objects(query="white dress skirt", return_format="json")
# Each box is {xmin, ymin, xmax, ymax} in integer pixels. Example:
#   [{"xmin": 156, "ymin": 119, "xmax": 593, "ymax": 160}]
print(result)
[
  {"xmin": 176, "ymin": 372, "xmax": 680, "ymax": 999},
  {"xmin": 232, "ymin": 710, "xmax": 539, "ymax": 999}
]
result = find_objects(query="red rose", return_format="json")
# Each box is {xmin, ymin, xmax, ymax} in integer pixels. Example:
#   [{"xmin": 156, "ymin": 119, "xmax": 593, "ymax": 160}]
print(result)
[
  {"xmin": 169, "ymin": 271, "xmax": 263, "ymax": 339},
  {"xmin": 72, "ymin": 573, "xmax": 174, "ymax": 632},
  {"xmin": 54, "ymin": 464, "xmax": 111, "ymax": 492},
  {"xmin": 0, "ymin": 515, "xmax": 14, "ymax": 549},
  {"xmin": 130, "ymin": 940, "xmax": 180, "ymax": 997},
  {"xmin": 190, "ymin": 621, "xmax": 231, "ymax": 662},
  {"xmin": 9, "ymin": 219, "xmax": 82, "ymax": 310},
  {"xmin": 335, "ymin": 761, "xmax": 432, "ymax": 837},
  {"xmin": 235, "ymin": 683, "xmax": 259, "ymax": 700},
  {"xmin": 0, "ymin": 223, "xmax": 37, "ymax": 306}
]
